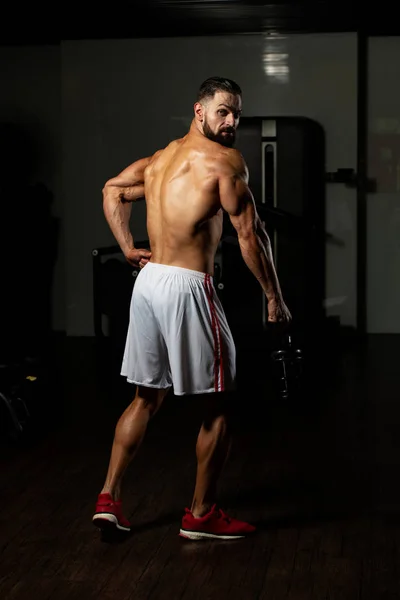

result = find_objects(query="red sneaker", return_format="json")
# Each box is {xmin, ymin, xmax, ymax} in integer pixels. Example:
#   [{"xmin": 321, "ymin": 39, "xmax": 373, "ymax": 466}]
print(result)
[
  {"xmin": 92, "ymin": 493, "xmax": 132, "ymax": 532},
  {"xmin": 179, "ymin": 505, "xmax": 256, "ymax": 540}
]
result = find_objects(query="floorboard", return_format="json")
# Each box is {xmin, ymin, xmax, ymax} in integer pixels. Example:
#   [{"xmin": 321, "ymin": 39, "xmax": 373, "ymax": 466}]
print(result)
[{"xmin": 1, "ymin": 333, "xmax": 400, "ymax": 599}]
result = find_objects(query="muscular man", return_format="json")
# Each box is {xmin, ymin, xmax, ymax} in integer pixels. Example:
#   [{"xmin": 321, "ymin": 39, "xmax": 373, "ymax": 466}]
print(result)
[{"xmin": 93, "ymin": 77, "xmax": 291, "ymax": 540}]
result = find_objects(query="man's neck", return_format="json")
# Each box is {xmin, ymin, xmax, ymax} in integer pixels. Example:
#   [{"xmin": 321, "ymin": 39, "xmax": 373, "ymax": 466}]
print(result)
[{"xmin": 190, "ymin": 118, "xmax": 204, "ymax": 137}]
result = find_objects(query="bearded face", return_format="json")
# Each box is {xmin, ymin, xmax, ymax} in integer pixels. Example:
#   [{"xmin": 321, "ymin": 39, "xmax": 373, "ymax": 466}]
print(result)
[{"xmin": 200, "ymin": 91, "xmax": 242, "ymax": 148}]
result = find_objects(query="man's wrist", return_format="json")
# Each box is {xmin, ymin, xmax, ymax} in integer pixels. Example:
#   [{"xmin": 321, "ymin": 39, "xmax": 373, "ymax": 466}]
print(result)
[
  {"xmin": 122, "ymin": 243, "xmax": 135, "ymax": 257},
  {"xmin": 267, "ymin": 292, "xmax": 283, "ymax": 303}
]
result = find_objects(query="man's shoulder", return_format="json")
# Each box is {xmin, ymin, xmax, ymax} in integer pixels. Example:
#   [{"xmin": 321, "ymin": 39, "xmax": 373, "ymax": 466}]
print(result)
[
  {"xmin": 221, "ymin": 146, "xmax": 245, "ymax": 164},
  {"xmin": 212, "ymin": 147, "xmax": 247, "ymax": 176},
  {"xmin": 149, "ymin": 146, "xmax": 166, "ymax": 163},
  {"xmin": 144, "ymin": 145, "xmax": 168, "ymax": 172},
  {"xmin": 149, "ymin": 137, "xmax": 184, "ymax": 163}
]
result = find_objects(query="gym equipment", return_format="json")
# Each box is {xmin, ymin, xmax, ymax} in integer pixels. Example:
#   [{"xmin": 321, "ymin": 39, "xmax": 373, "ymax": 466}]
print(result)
[
  {"xmin": 92, "ymin": 243, "xmax": 149, "ymax": 339},
  {"xmin": 92, "ymin": 242, "xmax": 150, "ymax": 395},
  {"xmin": 0, "ymin": 364, "xmax": 30, "ymax": 441},
  {"xmin": 225, "ymin": 115, "xmax": 326, "ymax": 340},
  {"xmin": 270, "ymin": 333, "xmax": 303, "ymax": 400},
  {"xmin": 0, "ymin": 359, "xmax": 42, "ymax": 443}
]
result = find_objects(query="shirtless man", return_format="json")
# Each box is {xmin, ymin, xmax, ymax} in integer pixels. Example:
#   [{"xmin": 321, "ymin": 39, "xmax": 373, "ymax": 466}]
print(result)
[{"xmin": 93, "ymin": 77, "xmax": 291, "ymax": 540}]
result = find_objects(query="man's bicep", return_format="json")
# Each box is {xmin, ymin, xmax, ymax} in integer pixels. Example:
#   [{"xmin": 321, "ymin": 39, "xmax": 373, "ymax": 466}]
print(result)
[
  {"xmin": 105, "ymin": 156, "xmax": 152, "ymax": 188},
  {"xmin": 103, "ymin": 156, "xmax": 153, "ymax": 202}
]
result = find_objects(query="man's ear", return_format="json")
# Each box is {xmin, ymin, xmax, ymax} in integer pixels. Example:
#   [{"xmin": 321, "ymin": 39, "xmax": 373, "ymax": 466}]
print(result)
[{"xmin": 194, "ymin": 102, "xmax": 204, "ymax": 122}]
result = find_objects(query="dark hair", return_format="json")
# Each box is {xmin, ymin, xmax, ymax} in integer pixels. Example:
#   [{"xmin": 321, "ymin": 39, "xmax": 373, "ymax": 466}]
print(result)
[{"xmin": 197, "ymin": 76, "xmax": 242, "ymax": 103}]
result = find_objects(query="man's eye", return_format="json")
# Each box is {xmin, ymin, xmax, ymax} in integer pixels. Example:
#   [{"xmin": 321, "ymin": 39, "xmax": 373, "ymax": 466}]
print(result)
[{"xmin": 218, "ymin": 110, "xmax": 228, "ymax": 116}]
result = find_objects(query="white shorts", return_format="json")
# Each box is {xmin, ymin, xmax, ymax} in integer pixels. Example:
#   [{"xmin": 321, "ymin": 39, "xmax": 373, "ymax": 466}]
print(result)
[{"xmin": 121, "ymin": 262, "xmax": 236, "ymax": 395}]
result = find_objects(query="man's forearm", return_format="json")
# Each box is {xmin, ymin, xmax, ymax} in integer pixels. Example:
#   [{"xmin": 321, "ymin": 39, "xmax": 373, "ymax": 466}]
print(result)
[
  {"xmin": 238, "ymin": 227, "xmax": 282, "ymax": 300},
  {"xmin": 103, "ymin": 187, "xmax": 134, "ymax": 256},
  {"xmin": 256, "ymin": 220, "xmax": 283, "ymax": 299}
]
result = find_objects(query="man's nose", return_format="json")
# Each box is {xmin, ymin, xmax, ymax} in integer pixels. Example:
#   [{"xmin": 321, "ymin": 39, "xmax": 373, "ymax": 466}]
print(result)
[{"xmin": 225, "ymin": 113, "xmax": 235, "ymax": 127}]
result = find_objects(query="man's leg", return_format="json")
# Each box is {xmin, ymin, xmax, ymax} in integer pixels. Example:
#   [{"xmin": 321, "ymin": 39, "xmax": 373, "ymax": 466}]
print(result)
[
  {"xmin": 190, "ymin": 391, "xmax": 232, "ymax": 517},
  {"xmin": 180, "ymin": 390, "xmax": 255, "ymax": 540},
  {"xmin": 100, "ymin": 385, "xmax": 168, "ymax": 500},
  {"xmin": 101, "ymin": 385, "xmax": 168, "ymax": 499},
  {"xmin": 93, "ymin": 385, "xmax": 168, "ymax": 531}
]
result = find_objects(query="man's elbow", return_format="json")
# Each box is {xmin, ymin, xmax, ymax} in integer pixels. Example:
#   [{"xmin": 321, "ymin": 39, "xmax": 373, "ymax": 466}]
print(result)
[
  {"xmin": 102, "ymin": 179, "xmax": 116, "ymax": 196},
  {"xmin": 237, "ymin": 229, "xmax": 262, "ymax": 256},
  {"xmin": 102, "ymin": 182, "xmax": 121, "ymax": 203},
  {"xmin": 102, "ymin": 186, "xmax": 119, "ymax": 219},
  {"xmin": 256, "ymin": 220, "xmax": 272, "ymax": 249},
  {"xmin": 102, "ymin": 181, "xmax": 111, "ymax": 202},
  {"xmin": 236, "ymin": 222, "xmax": 258, "ymax": 244},
  {"xmin": 102, "ymin": 184, "xmax": 110, "ymax": 207}
]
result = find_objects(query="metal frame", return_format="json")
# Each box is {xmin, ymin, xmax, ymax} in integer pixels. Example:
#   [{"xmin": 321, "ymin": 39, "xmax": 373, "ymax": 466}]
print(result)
[{"xmin": 357, "ymin": 30, "xmax": 368, "ymax": 336}]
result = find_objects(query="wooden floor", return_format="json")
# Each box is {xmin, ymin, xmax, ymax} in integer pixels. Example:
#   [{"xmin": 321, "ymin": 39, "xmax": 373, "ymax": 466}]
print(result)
[{"xmin": 1, "ymin": 333, "xmax": 400, "ymax": 599}]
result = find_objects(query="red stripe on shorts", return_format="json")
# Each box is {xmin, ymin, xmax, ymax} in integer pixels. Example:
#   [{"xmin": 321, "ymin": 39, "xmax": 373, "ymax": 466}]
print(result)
[{"xmin": 204, "ymin": 274, "xmax": 224, "ymax": 392}]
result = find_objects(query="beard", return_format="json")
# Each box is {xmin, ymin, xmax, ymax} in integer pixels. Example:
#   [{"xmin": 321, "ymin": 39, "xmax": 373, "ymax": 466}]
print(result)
[{"xmin": 203, "ymin": 119, "xmax": 236, "ymax": 148}]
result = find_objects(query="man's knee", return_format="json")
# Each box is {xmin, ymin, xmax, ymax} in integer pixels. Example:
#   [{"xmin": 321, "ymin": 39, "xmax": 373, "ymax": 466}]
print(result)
[
  {"xmin": 202, "ymin": 391, "xmax": 234, "ymax": 429},
  {"xmin": 135, "ymin": 385, "xmax": 169, "ymax": 417}
]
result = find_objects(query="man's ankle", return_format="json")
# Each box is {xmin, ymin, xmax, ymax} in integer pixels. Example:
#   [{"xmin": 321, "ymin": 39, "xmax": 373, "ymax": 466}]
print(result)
[
  {"xmin": 191, "ymin": 503, "xmax": 213, "ymax": 518},
  {"xmin": 100, "ymin": 489, "xmax": 119, "ymax": 501}
]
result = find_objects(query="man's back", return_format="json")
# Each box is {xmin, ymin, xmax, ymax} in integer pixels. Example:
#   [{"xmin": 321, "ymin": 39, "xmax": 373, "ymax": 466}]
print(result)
[{"xmin": 144, "ymin": 127, "xmax": 236, "ymax": 275}]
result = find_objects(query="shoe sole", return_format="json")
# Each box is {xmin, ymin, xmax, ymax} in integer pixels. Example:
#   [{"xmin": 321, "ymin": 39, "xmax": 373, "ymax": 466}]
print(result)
[
  {"xmin": 179, "ymin": 529, "xmax": 246, "ymax": 540},
  {"xmin": 92, "ymin": 513, "xmax": 131, "ymax": 532}
]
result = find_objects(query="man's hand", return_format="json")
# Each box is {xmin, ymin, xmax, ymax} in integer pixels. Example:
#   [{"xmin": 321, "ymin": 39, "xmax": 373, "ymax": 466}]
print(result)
[
  {"xmin": 267, "ymin": 296, "xmax": 292, "ymax": 326},
  {"xmin": 125, "ymin": 248, "xmax": 152, "ymax": 269}
]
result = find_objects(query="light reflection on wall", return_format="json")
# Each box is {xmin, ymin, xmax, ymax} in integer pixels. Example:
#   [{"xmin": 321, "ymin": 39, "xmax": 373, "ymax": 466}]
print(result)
[{"xmin": 263, "ymin": 33, "xmax": 289, "ymax": 83}]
